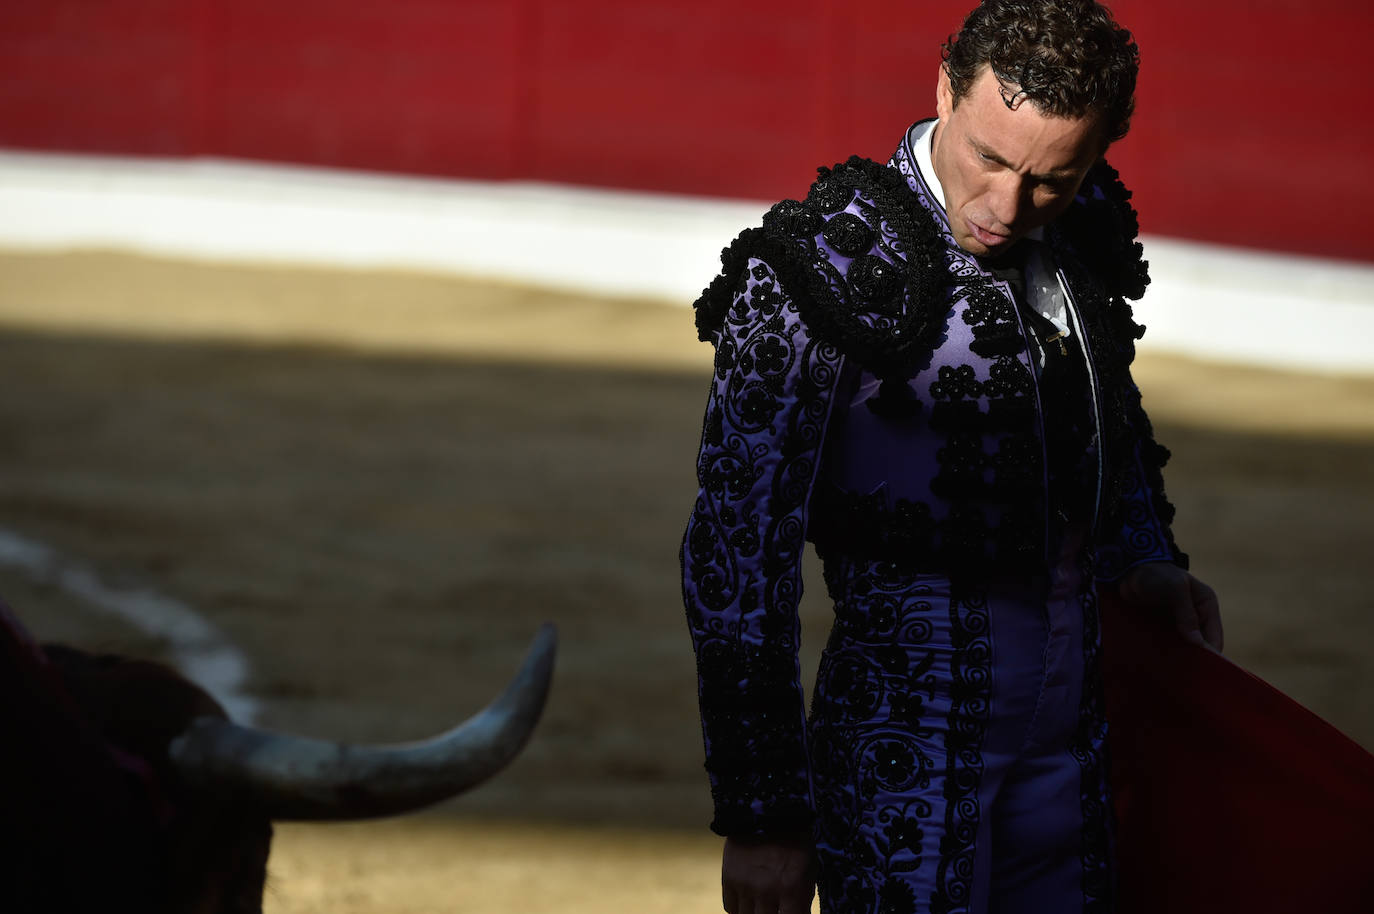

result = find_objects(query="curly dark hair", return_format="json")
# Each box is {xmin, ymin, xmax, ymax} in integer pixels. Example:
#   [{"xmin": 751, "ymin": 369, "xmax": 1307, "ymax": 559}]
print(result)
[{"xmin": 942, "ymin": 0, "xmax": 1140, "ymax": 146}]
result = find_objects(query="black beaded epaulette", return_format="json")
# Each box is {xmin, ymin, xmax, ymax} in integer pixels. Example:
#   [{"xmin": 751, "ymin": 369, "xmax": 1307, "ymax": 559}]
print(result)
[{"xmin": 694, "ymin": 156, "xmax": 949, "ymax": 393}]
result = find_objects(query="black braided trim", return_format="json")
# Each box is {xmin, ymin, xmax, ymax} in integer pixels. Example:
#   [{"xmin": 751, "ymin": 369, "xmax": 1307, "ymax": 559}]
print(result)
[
  {"xmin": 1060, "ymin": 160, "xmax": 1150, "ymax": 302},
  {"xmin": 1055, "ymin": 162, "xmax": 1186, "ymax": 568},
  {"xmin": 1057, "ymin": 159, "xmax": 1152, "ymax": 362},
  {"xmin": 695, "ymin": 226, "xmax": 775, "ymax": 344}
]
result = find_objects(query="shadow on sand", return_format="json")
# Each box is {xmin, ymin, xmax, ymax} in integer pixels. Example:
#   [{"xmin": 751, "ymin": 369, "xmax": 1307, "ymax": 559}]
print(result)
[{"xmin": 2, "ymin": 325, "xmax": 1371, "ymax": 838}]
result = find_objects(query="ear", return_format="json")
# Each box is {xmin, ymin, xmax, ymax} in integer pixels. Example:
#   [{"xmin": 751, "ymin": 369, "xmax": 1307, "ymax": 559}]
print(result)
[{"xmin": 936, "ymin": 64, "xmax": 954, "ymax": 121}]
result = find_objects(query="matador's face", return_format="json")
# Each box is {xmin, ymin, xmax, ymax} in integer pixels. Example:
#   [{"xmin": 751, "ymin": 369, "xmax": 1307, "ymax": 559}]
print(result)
[{"xmin": 931, "ymin": 64, "xmax": 1103, "ymax": 259}]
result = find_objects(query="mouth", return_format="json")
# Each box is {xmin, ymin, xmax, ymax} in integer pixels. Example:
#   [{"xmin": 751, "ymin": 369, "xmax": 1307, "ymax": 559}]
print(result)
[{"xmin": 966, "ymin": 218, "xmax": 1010, "ymax": 250}]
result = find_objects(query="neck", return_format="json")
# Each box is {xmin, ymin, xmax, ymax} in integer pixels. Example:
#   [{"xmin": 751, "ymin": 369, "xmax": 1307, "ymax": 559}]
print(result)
[{"xmin": 929, "ymin": 120, "xmax": 946, "ymax": 189}]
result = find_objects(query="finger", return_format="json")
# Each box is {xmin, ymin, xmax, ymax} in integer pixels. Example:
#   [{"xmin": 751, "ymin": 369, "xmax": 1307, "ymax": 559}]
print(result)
[
  {"xmin": 1172, "ymin": 598, "xmax": 1202, "ymax": 641},
  {"xmin": 1199, "ymin": 606, "xmax": 1224, "ymax": 653},
  {"xmin": 1206, "ymin": 615, "xmax": 1224, "ymax": 653},
  {"xmin": 728, "ymin": 892, "xmax": 757, "ymax": 914},
  {"xmin": 730, "ymin": 879, "xmax": 768, "ymax": 914},
  {"xmin": 1191, "ymin": 578, "xmax": 1224, "ymax": 653}
]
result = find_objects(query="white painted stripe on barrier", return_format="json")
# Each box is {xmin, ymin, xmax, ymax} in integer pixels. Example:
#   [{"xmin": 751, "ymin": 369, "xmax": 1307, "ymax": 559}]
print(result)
[
  {"xmin": 0, "ymin": 149, "xmax": 766, "ymax": 303},
  {"xmin": 1, "ymin": 149, "xmax": 1371, "ymax": 374},
  {"xmin": 0, "ymin": 527, "xmax": 258, "ymax": 723},
  {"xmin": 1137, "ymin": 237, "xmax": 1374, "ymax": 375}
]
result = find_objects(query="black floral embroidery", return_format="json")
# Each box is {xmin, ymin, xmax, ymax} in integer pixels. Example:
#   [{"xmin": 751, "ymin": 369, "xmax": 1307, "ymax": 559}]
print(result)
[
  {"xmin": 811, "ymin": 486, "xmax": 935, "ymax": 570},
  {"xmin": 879, "ymin": 878, "xmax": 919, "ymax": 913},
  {"xmin": 871, "ymin": 740, "xmax": 920, "ymax": 791},
  {"xmin": 994, "ymin": 503, "xmax": 1044, "ymax": 570},
  {"xmin": 714, "ymin": 335, "xmax": 738, "ymax": 379},
  {"xmin": 883, "ymin": 814, "xmax": 926, "ymax": 857},
  {"xmin": 824, "ymin": 212, "xmax": 878, "ymax": 258},
  {"xmin": 926, "ymin": 394, "xmax": 1041, "ymax": 437},
  {"xmin": 960, "ymin": 284, "xmax": 1016, "ymax": 326},
  {"xmin": 737, "ymin": 382, "xmax": 784, "ymax": 430},
  {"xmin": 819, "ymin": 869, "xmax": 877, "ymax": 914},
  {"xmin": 929, "ymin": 585, "xmax": 990, "ymax": 914},
  {"xmin": 989, "ymin": 433, "xmax": 1041, "ymax": 498},
  {"xmin": 968, "ymin": 326, "xmax": 1027, "ymax": 359},
  {"xmin": 811, "ymin": 176, "xmax": 855, "ymax": 214},
  {"xmin": 962, "ymin": 291, "xmax": 1025, "ymax": 359},
  {"xmin": 930, "ymin": 433, "xmax": 987, "ymax": 499},
  {"xmin": 749, "ymin": 277, "xmax": 788, "ymax": 319},
  {"xmin": 753, "ymin": 333, "xmax": 790, "ymax": 376},
  {"xmin": 809, "ymin": 559, "xmax": 967, "ymax": 913},
  {"xmin": 763, "ymin": 198, "xmax": 824, "ymax": 238},
  {"xmin": 939, "ymin": 505, "xmax": 992, "ymax": 575},
  {"xmin": 982, "ymin": 355, "xmax": 1034, "ymax": 399},
  {"xmin": 819, "ymin": 655, "xmax": 886, "ymax": 724},
  {"xmin": 985, "ymin": 396, "xmax": 1037, "ymax": 432},
  {"xmin": 928, "ymin": 364, "xmax": 983, "ymax": 401},
  {"xmin": 849, "ymin": 255, "xmax": 905, "ymax": 313},
  {"xmin": 1069, "ymin": 566, "xmax": 1114, "ymax": 912},
  {"xmin": 810, "ymin": 481, "xmax": 1060, "ymax": 580}
]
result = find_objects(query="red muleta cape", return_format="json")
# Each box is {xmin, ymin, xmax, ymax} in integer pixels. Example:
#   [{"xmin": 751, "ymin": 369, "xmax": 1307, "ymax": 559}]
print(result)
[{"xmin": 1102, "ymin": 591, "xmax": 1374, "ymax": 913}]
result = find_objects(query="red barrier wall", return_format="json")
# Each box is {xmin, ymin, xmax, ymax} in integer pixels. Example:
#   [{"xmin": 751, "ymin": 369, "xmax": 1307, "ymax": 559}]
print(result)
[{"xmin": 1, "ymin": 0, "xmax": 1370, "ymax": 262}]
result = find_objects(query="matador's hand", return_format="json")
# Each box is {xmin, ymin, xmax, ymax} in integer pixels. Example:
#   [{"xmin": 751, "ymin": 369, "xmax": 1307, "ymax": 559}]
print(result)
[
  {"xmin": 1118, "ymin": 561, "xmax": 1224, "ymax": 652},
  {"xmin": 721, "ymin": 835, "xmax": 816, "ymax": 914}
]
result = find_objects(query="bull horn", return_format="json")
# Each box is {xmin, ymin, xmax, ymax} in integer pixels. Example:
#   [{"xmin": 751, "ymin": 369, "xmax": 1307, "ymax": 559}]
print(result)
[{"xmin": 167, "ymin": 623, "xmax": 556, "ymax": 821}]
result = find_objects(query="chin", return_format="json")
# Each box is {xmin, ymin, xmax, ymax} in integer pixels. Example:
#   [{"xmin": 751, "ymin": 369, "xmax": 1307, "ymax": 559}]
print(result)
[{"xmin": 954, "ymin": 233, "xmax": 995, "ymax": 258}]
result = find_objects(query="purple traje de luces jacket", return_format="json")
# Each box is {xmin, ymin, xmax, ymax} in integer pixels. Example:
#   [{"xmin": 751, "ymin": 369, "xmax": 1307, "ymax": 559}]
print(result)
[{"xmin": 680, "ymin": 125, "xmax": 1187, "ymax": 838}]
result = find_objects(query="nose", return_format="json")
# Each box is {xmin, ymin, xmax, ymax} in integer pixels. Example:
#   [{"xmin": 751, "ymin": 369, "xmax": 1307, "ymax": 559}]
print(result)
[{"xmin": 987, "ymin": 173, "xmax": 1029, "ymax": 232}]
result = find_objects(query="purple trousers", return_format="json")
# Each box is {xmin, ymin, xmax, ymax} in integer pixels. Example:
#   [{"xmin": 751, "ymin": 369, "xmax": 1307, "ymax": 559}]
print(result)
[{"xmin": 808, "ymin": 532, "xmax": 1112, "ymax": 914}]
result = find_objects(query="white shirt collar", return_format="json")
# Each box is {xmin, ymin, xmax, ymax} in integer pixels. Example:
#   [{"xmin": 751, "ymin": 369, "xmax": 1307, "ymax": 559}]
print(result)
[{"xmin": 910, "ymin": 119, "xmax": 947, "ymax": 212}]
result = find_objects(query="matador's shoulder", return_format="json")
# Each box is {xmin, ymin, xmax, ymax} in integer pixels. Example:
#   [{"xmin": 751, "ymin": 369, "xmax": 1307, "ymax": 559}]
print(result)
[
  {"xmin": 692, "ymin": 156, "xmax": 950, "ymax": 384},
  {"xmin": 1053, "ymin": 159, "xmax": 1154, "ymax": 357},
  {"xmin": 1060, "ymin": 160, "xmax": 1151, "ymax": 301}
]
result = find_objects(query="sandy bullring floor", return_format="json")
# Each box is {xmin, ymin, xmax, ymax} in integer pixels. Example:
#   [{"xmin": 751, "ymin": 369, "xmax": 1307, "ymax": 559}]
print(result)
[{"xmin": 2, "ymin": 250, "xmax": 1371, "ymax": 913}]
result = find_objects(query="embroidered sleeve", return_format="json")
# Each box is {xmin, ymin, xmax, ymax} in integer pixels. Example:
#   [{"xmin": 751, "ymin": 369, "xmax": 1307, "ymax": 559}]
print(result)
[
  {"xmin": 1091, "ymin": 331, "xmax": 1190, "ymax": 580},
  {"xmin": 1094, "ymin": 391, "xmax": 1189, "ymax": 581},
  {"xmin": 681, "ymin": 256, "xmax": 844, "ymax": 837},
  {"xmin": 1091, "ymin": 254, "xmax": 1189, "ymax": 581}
]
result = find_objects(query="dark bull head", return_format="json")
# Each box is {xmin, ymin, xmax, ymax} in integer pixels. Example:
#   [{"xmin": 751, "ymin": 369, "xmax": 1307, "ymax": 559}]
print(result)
[{"xmin": 1, "ymin": 602, "xmax": 555, "ymax": 913}]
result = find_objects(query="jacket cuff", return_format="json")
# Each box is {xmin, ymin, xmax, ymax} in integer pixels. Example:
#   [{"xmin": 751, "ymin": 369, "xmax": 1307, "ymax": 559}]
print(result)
[{"xmin": 697, "ymin": 640, "xmax": 813, "ymax": 837}]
